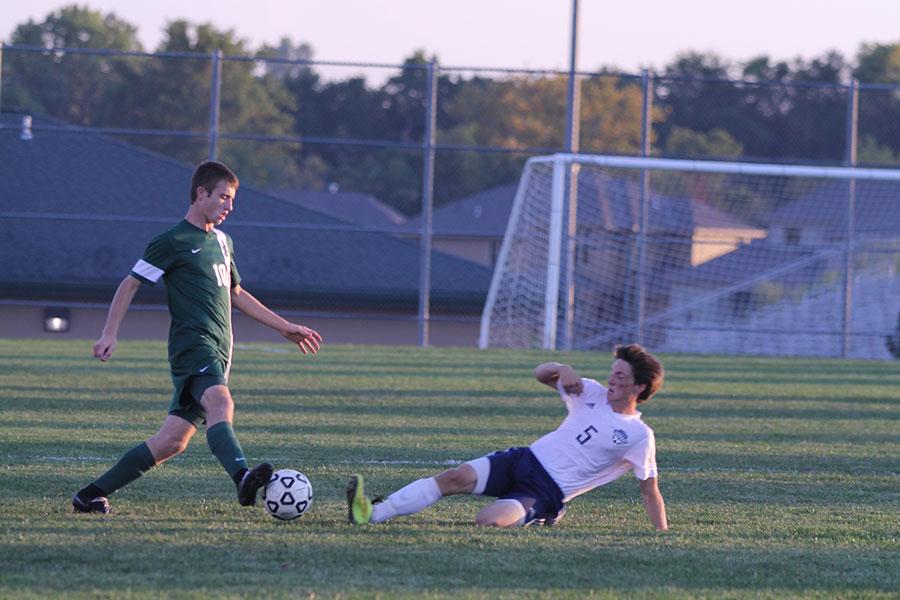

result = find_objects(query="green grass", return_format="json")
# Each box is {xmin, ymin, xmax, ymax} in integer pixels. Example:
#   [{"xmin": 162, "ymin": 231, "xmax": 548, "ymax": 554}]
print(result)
[{"xmin": 0, "ymin": 339, "xmax": 898, "ymax": 599}]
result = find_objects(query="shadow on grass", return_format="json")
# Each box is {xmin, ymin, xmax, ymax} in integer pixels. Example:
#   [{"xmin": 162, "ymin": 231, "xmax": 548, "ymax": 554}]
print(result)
[
  {"xmin": 0, "ymin": 536, "xmax": 895, "ymax": 595},
  {"xmin": 660, "ymin": 448, "xmax": 897, "ymax": 477},
  {"xmin": 661, "ymin": 430, "xmax": 900, "ymax": 445}
]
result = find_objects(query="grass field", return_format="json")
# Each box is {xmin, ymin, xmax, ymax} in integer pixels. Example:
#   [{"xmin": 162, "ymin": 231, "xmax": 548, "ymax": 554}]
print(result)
[{"xmin": 0, "ymin": 338, "xmax": 898, "ymax": 599}]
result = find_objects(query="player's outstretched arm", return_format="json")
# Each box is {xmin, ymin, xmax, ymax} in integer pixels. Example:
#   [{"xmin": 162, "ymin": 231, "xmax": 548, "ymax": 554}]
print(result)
[
  {"xmin": 231, "ymin": 285, "xmax": 322, "ymax": 354},
  {"xmin": 93, "ymin": 275, "xmax": 141, "ymax": 362},
  {"xmin": 639, "ymin": 477, "xmax": 668, "ymax": 531},
  {"xmin": 279, "ymin": 324, "xmax": 323, "ymax": 354},
  {"xmin": 534, "ymin": 362, "xmax": 583, "ymax": 395}
]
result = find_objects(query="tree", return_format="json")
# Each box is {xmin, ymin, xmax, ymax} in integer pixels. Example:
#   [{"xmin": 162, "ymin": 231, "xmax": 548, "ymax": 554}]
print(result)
[
  {"xmin": 463, "ymin": 73, "xmax": 651, "ymax": 150},
  {"xmin": 433, "ymin": 72, "xmax": 654, "ymax": 204},
  {"xmin": 656, "ymin": 51, "xmax": 850, "ymax": 163},
  {"xmin": 854, "ymin": 44, "xmax": 900, "ymax": 164},
  {"xmin": 654, "ymin": 52, "xmax": 736, "ymax": 153},
  {"xmin": 5, "ymin": 8, "xmax": 305, "ymax": 188},
  {"xmin": 277, "ymin": 50, "xmax": 466, "ymax": 214},
  {"xmin": 5, "ymin": 4, "xmax": 142, "ymax": 125},
  {"xmin": 854, "ymin": 43, "xmax": 900, "ymax": 83},
  {"xmin": 111, "ymin": 20, "xmax": 302, "ymax": 187},
  {"xmin": 256, "ymin": 37, "xmax": 314, "ymax": 81},
  {"xmin": 858, "ymin": 135, "xmax": 900, "ymax": 166},
  {"xmin": 661, "ymin": 128, "xmax": 778, "ymax": 221},
  {"xmin": 740, "ymin": 52, "xmax": 849, "ymax": 162},
  {"xmin": 664, "ymin": 127, "xmax": 743, "ymax": 159}
]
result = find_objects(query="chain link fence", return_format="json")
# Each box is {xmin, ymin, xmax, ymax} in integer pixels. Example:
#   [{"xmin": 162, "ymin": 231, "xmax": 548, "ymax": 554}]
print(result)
[{"xmin": 2, "ymin": 44, "xmax": 898, "ymax": 354}]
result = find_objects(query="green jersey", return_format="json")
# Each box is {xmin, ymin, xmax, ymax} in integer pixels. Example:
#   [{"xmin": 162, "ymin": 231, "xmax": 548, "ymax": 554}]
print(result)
[{"xmin": 130, "ymin": 220, "xmax": 241, "ymax": 378}]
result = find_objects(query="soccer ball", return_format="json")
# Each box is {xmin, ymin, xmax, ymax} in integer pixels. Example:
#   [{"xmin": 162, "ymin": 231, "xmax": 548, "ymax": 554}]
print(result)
[{"xmin": 262, "ymin": 469, "xmax": 313, "ymax": 521}]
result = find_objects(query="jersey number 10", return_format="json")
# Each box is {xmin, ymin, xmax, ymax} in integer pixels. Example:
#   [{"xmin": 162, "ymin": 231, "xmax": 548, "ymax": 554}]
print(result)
[{"xmin": 212, "ymin": 263, "xmax": 230, "ymax": 288}]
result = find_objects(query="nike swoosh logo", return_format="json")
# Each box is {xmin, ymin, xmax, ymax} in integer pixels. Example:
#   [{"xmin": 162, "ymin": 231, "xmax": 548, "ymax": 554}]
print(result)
[
  {"xmin": 191, "ymin": 248, "xmax": 202, "ymax": 254},
  {"xmin": 198, "ymin": 365, "xmax": 210, "ymax": 373}
]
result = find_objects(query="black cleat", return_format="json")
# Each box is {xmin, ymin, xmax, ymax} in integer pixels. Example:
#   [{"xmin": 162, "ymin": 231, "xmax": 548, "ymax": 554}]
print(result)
[
  {"xmin": 526, "ymin": 504, "xmax": 567, "ymax": 527},
  {"xmin": 544, "ymin": 503, "xmax": 567, "ymax": 526},
  {"xmin": 237, "ymin": 463, "xmax": 274, "ymax": 506},
  {"xmin": 72, "ymin": 494, "xmax": 111, "ymax": 514}
]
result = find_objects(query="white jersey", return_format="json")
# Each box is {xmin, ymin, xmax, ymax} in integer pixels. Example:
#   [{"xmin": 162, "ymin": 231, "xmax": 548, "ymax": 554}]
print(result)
[{"xmin": 529, "ymin": 378, "xmax": 657, "ymax": 502}]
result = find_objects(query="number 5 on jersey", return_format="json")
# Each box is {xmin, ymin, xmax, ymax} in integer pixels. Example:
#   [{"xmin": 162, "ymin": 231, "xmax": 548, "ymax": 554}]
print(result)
[
  {"xmin": 576, "ymin": 425, "xmax": 598, "ymax": 445},
  {"xmin": 212, "ymin": 263, "xmax": 230, "ymax": 287}
]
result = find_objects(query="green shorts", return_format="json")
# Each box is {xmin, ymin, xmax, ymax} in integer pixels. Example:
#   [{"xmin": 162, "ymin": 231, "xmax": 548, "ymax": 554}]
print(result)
[{"xmin": 169, "ymin": 358, "xmax": 228, "ymax": 428}]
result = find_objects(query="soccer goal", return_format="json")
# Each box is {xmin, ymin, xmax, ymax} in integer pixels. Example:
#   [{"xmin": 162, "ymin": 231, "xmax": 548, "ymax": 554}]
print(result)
[{"xmin": 479, "ymin": 153, "xmax": 900, "ymax": 359}]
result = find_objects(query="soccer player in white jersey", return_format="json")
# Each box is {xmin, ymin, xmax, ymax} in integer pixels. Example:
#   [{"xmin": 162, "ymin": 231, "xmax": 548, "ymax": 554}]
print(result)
[{"xmin": 346, "ymin": 344, "xmax": 668, "ymax": 530}]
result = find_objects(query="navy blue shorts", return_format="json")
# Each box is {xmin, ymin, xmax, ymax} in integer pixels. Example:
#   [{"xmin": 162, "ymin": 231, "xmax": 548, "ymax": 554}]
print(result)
[{"xmin": 483, "ymin": 447, "xmax": 565, "ymax": 525}]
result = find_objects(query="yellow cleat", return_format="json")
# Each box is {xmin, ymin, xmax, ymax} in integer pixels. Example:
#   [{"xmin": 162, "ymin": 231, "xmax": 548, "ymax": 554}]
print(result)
[{"xmin": 345, "ymin": 474, "xmax": 373, "ymax": 525}]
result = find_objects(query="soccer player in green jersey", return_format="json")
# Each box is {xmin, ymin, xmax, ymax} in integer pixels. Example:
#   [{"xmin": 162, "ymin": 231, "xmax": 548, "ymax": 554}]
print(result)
[{"xmin": 73, "ymin": 160, "xmax": 323, "ymax": 514}]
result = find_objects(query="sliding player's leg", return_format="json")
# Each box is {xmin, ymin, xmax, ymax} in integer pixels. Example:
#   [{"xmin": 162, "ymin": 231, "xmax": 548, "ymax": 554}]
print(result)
[
  {"xmin": 475, "ymin": 447, "xmax": 567, "ymax": 528},
  {"xmin": 474, "ymin": 498, "xmax": 528, "ymax": 527},
  {"xmin": 348, "ymin": 456, "xmax": 487, "ymax": 525}
]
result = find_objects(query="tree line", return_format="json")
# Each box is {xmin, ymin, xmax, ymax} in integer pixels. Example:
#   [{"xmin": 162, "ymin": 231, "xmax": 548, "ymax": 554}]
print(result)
[{"xmin": 6, "ymin": 5, "xmax": 900, "ymax": 215}]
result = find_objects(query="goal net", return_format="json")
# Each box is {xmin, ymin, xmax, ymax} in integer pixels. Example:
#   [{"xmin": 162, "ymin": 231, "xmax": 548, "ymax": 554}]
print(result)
[{"xmin": 479, "ymin": 154, "xmax": 900, "ymax": 359}]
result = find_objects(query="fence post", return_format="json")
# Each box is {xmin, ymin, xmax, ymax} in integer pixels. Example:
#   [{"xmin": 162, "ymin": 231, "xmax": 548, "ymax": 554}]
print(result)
[
  {"xmin": 636, "ymin": 69, "xmax": 654, "ymax": 346},
  {"xmin": 561, "ymin": 0, "xmax": 581, "ymax": 350},
  {"xmin": 564, "ymin": 0, "xmax": 581, "ymax": 156},
  {"xmin": 418, "ymin": 60, "xmax": 438, "ymax": 347},
  {"xmin": 544, "ymin": 158, "xmax": 568, "ymax": 350},
  {"xmin": 207, "ymin": 50, "xmax": 223, "ymax": 161},
  {"xmin": 841, "ymin": 79, "xmax": 859, "ymax": 358},
  {"xmin": 0, "ymin": 42, "xmax": 4, "ymax": 118}
]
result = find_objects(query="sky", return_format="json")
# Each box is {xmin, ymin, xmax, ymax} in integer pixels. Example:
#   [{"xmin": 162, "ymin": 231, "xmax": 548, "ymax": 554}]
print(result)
[{"xmin": 2, "ymin": 0, "xmax": 900, "ymax": 78}]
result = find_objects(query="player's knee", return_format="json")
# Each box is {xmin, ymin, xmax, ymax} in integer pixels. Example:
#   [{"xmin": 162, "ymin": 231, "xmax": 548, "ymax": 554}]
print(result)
[
  {"xmin": 444, "ymin": 467, "xmax": 469, "ymax": 487},
  {"xmin": 474, "ymin": 514, "xmax": 501, "ymax": 527},
  {"xmin": 436, "ymin": 466, "xmax": 474, "ymax": 495},
  {"xmin": 169, "ymin": 436, "xmax": 190, "ymax": 455},
  {"xmin": 200, "ymin": 387, "xmax": 233, "ymax": 416},
  {"xmin": 151, "ymin": 433, "xmax": 189, "ymax": 458},
  {"xmin": 475, "ymin": 513, "xmax": 518, "ymax": 528}
]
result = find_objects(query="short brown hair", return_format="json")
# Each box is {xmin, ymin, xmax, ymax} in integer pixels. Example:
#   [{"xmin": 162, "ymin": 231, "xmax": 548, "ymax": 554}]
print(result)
[
  {"xmin": 190, "ymin": 161, "xmax": 239, "ymax": 203},
  {"xmin": 615, "ymin": 344, "xmax": 664, "ymax": 403}
]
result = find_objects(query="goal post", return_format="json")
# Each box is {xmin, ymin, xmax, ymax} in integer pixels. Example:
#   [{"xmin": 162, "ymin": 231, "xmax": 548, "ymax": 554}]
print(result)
[{"xmin": 479, "ymin": 153, "xmax": 900, "ymax": 359}]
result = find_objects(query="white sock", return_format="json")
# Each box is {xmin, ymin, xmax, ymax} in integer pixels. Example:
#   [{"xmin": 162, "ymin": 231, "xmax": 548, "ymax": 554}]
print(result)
[
  {"xmin": 466, "ymin": 456, "xmax": 490, "ymax": 495},
  {"xmin": 370, "ymin": 477, "xmax": 442, "ymax": 524}
]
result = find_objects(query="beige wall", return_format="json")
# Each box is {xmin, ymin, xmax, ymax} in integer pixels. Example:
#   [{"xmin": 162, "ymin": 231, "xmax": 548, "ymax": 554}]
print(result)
[
  {"xmin": 396, "ymin": 235, "xmax": 501, "ymax": 268},
  {"xmin": 691, "ymin": 227, "xmax": 767, "ymax": 266},
  {"xmin": 432, "ymin": 237, "xmax": 499, "ymax": 268},
  {"xmin": 0, "ymin": 305, "xmax": 481, "ymax": 347}
]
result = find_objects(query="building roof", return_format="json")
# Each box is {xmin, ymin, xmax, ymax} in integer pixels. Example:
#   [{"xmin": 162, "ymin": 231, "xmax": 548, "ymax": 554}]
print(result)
[
  {"xmin": 578, "ymin": 171, "xmax": 765, "ymax": 234},
  {"xmin": 669, "ymin": 239, "xmax": 827, "ymax": 287},
  {"xmin": 268, "ymin": 188, "xmax": 407, "ymax": 230},
  {"xmin": 767, "ymin": 179, "xmax": 900, "ymax": 236},
  {"xmin": 405, "ymin": 175, "xmax": 759, "ymax": 238},
  {"xmin": 404, "ymin": 183, "xmax": 518, "ymax": 237},
  {"xmin": 0, "ymin": 113, "xmax": 491, "ymax": 311},
  {"xmin": 665, "ymin": 176, "xmax": 900, "ymax": 290}
]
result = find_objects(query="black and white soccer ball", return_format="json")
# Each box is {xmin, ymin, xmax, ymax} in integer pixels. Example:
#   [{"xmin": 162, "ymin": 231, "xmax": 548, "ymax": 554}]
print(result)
[{"xmin": 262, "ymin": 469, "xmax": 313, "ymax": 521}]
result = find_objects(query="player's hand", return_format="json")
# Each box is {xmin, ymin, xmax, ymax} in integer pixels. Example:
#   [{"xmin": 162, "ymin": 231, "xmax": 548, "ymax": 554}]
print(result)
[
  {"xmin": 558, "ymin": 365, "xmax": 583, "ymax": 395},
  {"xmin": 93, "ymin": 335, "xmax": 118, "ymax": 362},
  {"xmin": 282, "ymin": 324, "xmax": 322, "ymax": 355}
]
